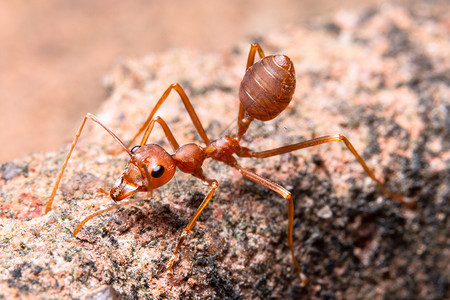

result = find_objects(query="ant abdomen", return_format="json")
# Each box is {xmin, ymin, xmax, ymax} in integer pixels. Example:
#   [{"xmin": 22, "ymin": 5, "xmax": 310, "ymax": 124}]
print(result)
[{"xmin": 239, "ymin": 55, "xmax": 296, "ymax": 121}]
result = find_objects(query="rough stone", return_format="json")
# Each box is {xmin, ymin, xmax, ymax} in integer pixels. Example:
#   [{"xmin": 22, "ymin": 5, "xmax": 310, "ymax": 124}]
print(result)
[{"xmin": 0, "ymin": 2, "xmax": 449, "ymax": 299}]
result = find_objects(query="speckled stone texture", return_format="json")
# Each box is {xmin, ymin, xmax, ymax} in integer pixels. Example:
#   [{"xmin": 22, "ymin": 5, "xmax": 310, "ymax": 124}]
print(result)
[{"xmin": 1, "ymin": 2, "xmax": 449, "ymax": 299}]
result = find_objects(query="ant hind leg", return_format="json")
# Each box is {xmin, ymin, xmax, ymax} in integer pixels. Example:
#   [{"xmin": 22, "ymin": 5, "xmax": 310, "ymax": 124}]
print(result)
[
  {"xmin": 236, "ymin": 43, "xmax": 266, "ymax": 138},
  {"xmin": 237, "ymin": 134, "xmax": 416, "ymax": 207}
]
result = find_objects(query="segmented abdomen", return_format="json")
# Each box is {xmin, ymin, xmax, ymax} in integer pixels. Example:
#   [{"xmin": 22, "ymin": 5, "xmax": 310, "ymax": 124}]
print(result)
[{"xmin": 239, "ymin": 55, "xmax": 296, "ymax": 121}]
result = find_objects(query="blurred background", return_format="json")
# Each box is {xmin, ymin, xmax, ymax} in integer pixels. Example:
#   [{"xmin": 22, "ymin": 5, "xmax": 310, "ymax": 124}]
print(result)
[{"xmin": 0, "ymin": 0, "xmax": 406, "ymax": 161}]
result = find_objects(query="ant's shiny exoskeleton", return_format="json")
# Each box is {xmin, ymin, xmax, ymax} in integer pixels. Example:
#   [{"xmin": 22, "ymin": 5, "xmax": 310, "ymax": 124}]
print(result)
[{"xmin": 45, "ymin": 43, "xmax": 414, "ymax": 283}]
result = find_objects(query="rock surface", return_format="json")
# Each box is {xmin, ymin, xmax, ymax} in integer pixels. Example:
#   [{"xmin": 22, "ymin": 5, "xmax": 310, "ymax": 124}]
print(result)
[{"xmin": 1, "ymin": 3, "xmax": 449, "ymax": 299}]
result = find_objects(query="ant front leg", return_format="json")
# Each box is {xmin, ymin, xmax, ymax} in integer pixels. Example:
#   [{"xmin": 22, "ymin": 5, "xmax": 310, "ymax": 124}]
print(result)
[
  {"xmin": 45, "ymin": 113, "xmax": 132, "ymax": 213},
  {"xmin": 167, "ymin": 178, "xmax": 219, "ymax": 272},
  {"xmin": 72, "ymin": 197, "xmax": 145, "ymax": 236},
  {"xmin": 70, "ymin": 116, "xmax": 182, "ymax": 236},
  {"xmin": 126, "ymin": 83, "xmax": 210, "ymax": 149},
  {"xmin": 238, "ymin": 134, "xmax": 416, "ymax": 207}
]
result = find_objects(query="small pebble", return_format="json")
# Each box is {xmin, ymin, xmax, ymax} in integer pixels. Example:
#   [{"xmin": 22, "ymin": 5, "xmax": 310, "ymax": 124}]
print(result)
[{"xmin": 317, "ymin": 205, "xmax": 333, "ymax": 219}]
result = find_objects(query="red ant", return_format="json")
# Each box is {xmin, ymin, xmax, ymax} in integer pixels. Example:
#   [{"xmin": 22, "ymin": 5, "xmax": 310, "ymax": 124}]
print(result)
[{"xmin": 45, "ymin": 43, "xmax": 414, "ymax": 284}]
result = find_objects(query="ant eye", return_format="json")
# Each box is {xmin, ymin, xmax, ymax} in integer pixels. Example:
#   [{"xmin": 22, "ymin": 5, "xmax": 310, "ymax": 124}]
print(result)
[
  {"xmin": 131, "ymin": 145, "xmax": 140, "ymax": 153},
  {"xmin": 151, "ymin": 165, "xmax": 165, "ymax": 178}
]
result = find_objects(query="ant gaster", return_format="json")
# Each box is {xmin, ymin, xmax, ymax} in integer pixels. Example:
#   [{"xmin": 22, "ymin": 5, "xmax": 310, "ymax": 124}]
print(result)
[{"xmin": 45, "ymin": 43, "xmax": 415, "ymax": 284}]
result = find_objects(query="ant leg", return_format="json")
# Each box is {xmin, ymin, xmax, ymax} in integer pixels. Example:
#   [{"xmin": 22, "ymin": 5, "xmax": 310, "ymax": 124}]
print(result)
[
  {"xmin": 167, "ymin": 178, "xmax": 219, "ymax": 271},
  {"xmin": 237, "ymin": 43, "xmax": 265, "ymax": 138},
  {"xmin": 238, "ymin": 134, "xmax": 415, "ymax": 207},
  {"xmin": 235, "ymin": 164, "xmax": 308, "ymax": 284},
  {"xmin": 45, "ymin": 113, "xmax": 132, "ymax": 214},
  {"xmin": 139, "ymin": 116, "xmax": 180, "ymax": 151},
  {"xmin": 126, "ymin": 83, "xmax": 209, "ymax": 149},
  {"xmin": 246, "ymin": 42, "xmax": 265, "ymax": 70},
  {"xmin": 73, "ymin": 197, "xmax": 145, "ymax": 236}
]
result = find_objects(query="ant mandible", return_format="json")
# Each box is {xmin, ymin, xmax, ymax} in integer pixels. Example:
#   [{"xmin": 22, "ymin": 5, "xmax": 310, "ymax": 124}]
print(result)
[{"xmin": 45, "ymin": 43, "xmax": 414, "ymax": 284}]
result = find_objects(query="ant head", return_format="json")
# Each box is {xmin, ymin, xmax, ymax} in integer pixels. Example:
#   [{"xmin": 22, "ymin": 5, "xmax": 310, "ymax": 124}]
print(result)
[{"xmin": 110, "ymin": 144, "xmax": 176, "ymax": 201}]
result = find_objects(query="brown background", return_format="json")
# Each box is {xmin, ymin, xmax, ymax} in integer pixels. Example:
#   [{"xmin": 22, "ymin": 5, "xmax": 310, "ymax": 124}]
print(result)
[{"xmin": 0, "ymin": 0, "xmax": 406, "ymax": 161}]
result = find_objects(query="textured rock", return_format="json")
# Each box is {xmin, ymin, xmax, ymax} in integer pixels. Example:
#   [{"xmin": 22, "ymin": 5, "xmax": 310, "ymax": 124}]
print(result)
[{"xmin": 1, "ymin": 2, "xmax": 449, "ymax": 299}]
